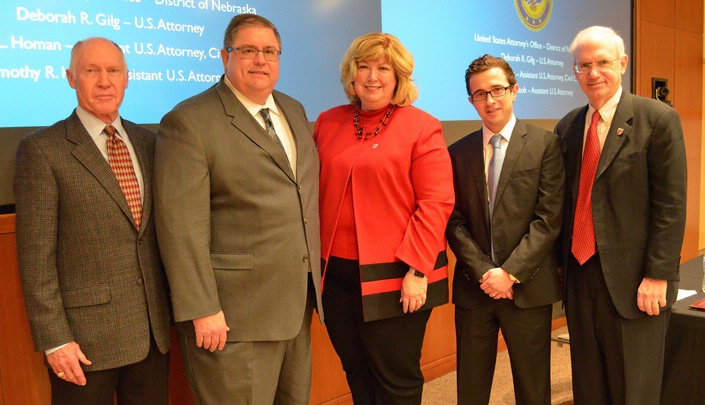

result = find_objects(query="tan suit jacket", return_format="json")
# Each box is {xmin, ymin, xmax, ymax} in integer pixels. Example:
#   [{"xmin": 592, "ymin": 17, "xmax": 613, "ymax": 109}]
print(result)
[
  {"xmin": 155, "ymin": 78, "xmax": 322, "ymax": 342},
  {"xmin": 14, "ymin": 111, "xmax": 171, "ymax": 371}
]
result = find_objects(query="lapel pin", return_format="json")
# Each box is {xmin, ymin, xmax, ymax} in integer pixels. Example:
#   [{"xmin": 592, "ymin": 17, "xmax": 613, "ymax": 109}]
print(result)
[
  {"xmin": 372, "ymin": 144, "xmax": 379, "ymax": 149},
  {"xmin": 617, "ymin": 128, "xmax": 624, "ymax": 136}
]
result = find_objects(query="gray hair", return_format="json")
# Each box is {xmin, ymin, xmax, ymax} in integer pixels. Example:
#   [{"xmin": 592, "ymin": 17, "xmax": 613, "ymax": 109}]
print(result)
[{"xmin": 570, "ymin": 26, "xmax": 625, "ymax": 60}]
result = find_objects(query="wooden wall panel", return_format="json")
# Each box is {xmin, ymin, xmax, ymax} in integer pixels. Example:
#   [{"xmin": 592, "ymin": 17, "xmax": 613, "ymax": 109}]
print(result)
[
  {"xmin": 310, "ymin": 317, "xmax": 349, "ymax": 404},
  {"xmin": 675, "ymin": 29, "xmax": 703, "ymax": 259},
  {"xmin": 635, "ymin": 20, "xmax": 675, "ymax": 97},
  {"xmin": 685, "ymin": 158, "xmax": 702, "ymax": 257},
  {"xmin": 0, "ymin": 215, "xmax": 51, "ymax": 405},
  {"xmin": 640, "ymin": 0, "xmax": 676, "ymax": 26},
  {"xmin": 635, "ymin": 0, "xmax": 703, "ymax": 261},
  {"xmin": 674, "ymin": 28, "xmax": 704, "ymax": 158},
  {"xmin": 676, "ymin": 0, "xmax": 704, "ymax": 33}
]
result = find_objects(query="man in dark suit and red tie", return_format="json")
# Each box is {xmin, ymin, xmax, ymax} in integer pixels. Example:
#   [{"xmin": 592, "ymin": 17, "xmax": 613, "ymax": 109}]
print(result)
[
  {"xmin": 555, "ymin": 26, "xmax": 687, "ymax": 404},
  {"xmin": 447, "ymin": 54, "xmax": 565, "ymax": 404},
  {"xmin": 13, "ymin": 37, "xmax": 171, "ymax": 404}
]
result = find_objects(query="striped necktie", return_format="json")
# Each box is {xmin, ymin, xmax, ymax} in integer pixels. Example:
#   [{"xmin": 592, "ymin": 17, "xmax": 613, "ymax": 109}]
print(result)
[{"xmin": 259, "ymin": 108, "xmax": 285, "ymax": 151}]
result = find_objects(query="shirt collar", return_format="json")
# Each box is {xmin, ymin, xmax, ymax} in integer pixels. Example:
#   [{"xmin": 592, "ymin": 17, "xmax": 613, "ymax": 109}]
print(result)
[
  {"xmin": 589, "ymin": 86, "xmax": 622, "ymax": 127},
  {"xmin": 482, "ymin": 114, "xmax": 516, "ymax": 146},
  {"xmin": 223, "ymin": 76, "xmax": 279, "ymax": 118},
  {"xmin": 75, "ymin": 106, "xmax": 125, "ymax": 141}
]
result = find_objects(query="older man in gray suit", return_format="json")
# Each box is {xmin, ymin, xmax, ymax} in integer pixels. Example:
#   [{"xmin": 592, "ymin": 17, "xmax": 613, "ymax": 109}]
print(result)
[
  {"xmin": 154, "ymin": 14, "xmax": 322, "ymax": 405},
  {"xmin": 14, "ymin": 37, "xmax": 171, "ymax": 404}
]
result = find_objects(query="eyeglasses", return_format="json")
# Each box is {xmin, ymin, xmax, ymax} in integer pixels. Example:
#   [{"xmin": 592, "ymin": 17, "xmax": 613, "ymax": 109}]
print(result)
[
  {"xmin": 226, "ymin": 46, "xmax": 281, "ymax": 61},
  {"xmin": 471, "ymin": 85, "xmax": 512, "ymax": 102},
  {"xmin": 573, "ymin": 58, "xmax": 619, "ymax": 74}
]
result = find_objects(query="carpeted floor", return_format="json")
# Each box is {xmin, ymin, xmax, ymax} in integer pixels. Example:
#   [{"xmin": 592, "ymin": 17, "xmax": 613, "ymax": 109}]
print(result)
[{"xmin": 421, "ymin": 326, "xmax": 573, "ymax": 404}]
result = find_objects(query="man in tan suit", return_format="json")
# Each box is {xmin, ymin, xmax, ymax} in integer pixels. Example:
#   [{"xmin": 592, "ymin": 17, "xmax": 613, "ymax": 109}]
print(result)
[
  {"xmin": 14, "ymin": 37, "xmax": 171, "ymax": 404},
  {"xmin": 154, "ymin": 14, "xmax": 323, "ymax": 404}
]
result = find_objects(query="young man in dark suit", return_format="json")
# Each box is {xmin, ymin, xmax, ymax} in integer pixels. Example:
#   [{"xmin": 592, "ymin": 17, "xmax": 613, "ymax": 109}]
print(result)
[
  {"xmin": 555, "ymin": 26, "xmax": 686, "ymax": 404},
  {"xmin": 447, "ymin": 54, "xmax": 565, "ymax": 404},
  {"xmin": 14, "ymin": 37, "xmax": 171, "ymax": 404}
]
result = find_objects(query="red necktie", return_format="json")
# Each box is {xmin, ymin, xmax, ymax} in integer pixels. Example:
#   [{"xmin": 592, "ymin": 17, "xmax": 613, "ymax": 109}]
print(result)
[
  {"xmin": 571, "ymin": 110, "xmax": 601, "ymax": 265},
  {"xmin": 105, "ymin": 125, "xmax": 142, "ymax": 228}
]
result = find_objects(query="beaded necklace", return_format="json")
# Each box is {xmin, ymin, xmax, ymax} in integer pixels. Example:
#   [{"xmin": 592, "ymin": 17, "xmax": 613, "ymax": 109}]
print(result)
[{"xmin": 353, "ymin": 104, "xmax": 395, "ymax": 140}]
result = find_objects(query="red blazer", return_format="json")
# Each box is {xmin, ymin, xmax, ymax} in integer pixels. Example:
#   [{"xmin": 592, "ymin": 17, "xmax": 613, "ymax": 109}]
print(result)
[{"xmin": 314, "ymin": 104, "xmax": 455, "ymax": 321}]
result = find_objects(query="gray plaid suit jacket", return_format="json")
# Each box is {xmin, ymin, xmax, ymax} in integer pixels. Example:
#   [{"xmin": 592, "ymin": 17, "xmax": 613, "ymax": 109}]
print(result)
[{"xmin": 14, "ymin": 111, "xmax": 171, "ymax": 371}]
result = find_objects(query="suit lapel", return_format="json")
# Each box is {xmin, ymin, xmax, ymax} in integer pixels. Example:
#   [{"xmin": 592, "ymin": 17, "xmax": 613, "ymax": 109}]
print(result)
[
  {"xmin": 595, "ymin": 92, "xmax": 632, "ymax": 181},
  {"xmin": 494, "ymin": 120, "xmax": 528, "ymax": 208},
  {"xmin": 66, "ymin": 112, "xmax": 136, "ymax": 227},
  {"xmin": 466, "ymin": 130, "xmax": 491, "ymax": 230},
  {"xmin": 123, "ymin": 120, "xmax": 151, "ymax": 234},
  {"xmin": 274, "ymin": 92, "xmax": 309, "ymax": 181},
  {"xmin": 565, "ymin": 106, "xmax": 588, "ymax": 206},
  {"xmin": 216, "ymin": 81, "xmax": 296, "ymax": 183}
]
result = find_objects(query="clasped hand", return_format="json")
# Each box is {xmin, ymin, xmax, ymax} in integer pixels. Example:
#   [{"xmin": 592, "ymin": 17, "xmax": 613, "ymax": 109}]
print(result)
[{"xmin": 480, "ymin": 267, "xmax": 514, "ymax": 300}]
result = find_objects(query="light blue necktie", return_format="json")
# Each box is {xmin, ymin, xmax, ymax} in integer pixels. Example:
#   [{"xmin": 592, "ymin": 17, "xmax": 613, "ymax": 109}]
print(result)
[
  {"xmin": 488, "ymin": 134, "xmax": 504, "ymax": 217},
  {"xmin": 488, "ymin": 134, "xmax": 504, "ymax": 264}
]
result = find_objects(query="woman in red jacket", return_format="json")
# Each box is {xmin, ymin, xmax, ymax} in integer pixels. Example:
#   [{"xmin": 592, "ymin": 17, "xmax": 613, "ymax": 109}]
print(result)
[{"xmin": 314, "ymin": 32, "xmax": 455, "ymax": 405}]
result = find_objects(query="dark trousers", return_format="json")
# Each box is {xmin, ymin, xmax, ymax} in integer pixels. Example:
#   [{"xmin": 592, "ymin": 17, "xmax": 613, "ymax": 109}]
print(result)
[
  {"xmin": 455, "ymin": 298, "xmax": 553, "ymax": 405},
  {"xmin": 323, "ymin": 256, "xmax": 431, "ymax": 405},
  {"xmin": 48, "ymin": 336, "xmax": 169, "ymax": 405},
  {"xmin": 565, "ymin": 254, "xmax": 670, "ymax": 405}
]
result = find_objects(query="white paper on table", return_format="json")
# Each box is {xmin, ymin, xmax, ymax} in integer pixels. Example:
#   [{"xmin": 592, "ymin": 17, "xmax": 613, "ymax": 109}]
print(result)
[{"xmin": 677, "ymin": 289, "xmax": 698, "ymax": 301}]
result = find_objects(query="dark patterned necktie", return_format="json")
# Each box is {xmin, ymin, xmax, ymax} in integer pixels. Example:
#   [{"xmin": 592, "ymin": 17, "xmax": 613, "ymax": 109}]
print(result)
[
  {"xmin": 259, "ymin": 108, "xmax": 285, "ymax": 150},
  {"xmin": 105, "ymin": 125, "xmax": 142, "ymax": 228}
]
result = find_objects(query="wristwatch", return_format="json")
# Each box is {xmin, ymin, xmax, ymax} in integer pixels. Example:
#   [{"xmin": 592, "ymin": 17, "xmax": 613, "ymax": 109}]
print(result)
[{"xmin": 409, "ymin": 268, "xmax": 426, "ymax": 278}]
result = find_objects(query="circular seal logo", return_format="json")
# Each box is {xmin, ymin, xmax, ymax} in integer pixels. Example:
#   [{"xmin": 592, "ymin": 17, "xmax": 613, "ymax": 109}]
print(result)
[{"xmin": 515, "ymin": 0, "xmax": 553, "ymax": 31}]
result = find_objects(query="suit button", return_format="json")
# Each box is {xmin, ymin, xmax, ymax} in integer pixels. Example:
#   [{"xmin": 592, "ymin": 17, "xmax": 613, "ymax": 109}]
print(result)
[
  {"xmin": 303, "ymin": 217, "xmax": 308, "ymax": 224},
  {"xmin": 137, "ymin": 278, "xmax": 143, "ymax": 286},
  {"xmin": 303, "ymin": 254, "xmax": 309, "ymax": 262}
]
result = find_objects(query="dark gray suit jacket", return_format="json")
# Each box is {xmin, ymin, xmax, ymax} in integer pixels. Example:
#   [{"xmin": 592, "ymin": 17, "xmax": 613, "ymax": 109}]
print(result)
[
  {"xmin": 14, "ymin": 111, "xmax": 171, "ymax": 371},
  {"xmin": 447, "ymin": 120, "xmax": 564, "ymax": 310},
  {"xmin": 155, "ymin": 78, "xmax": 323, "ymax": 342},
  {"xmin": 555, "ymin": 92, "xmax": 687, "ymax": 319}
]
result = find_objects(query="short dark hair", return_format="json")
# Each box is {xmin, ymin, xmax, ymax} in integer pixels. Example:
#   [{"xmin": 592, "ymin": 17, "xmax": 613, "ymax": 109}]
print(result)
[
  {"xmin": 223, "ymin": 14, "xmax": 281, "ymax": 50},
  {"xmin": 464, "ymin": 54, "xmax": 517, "ymax": 97}
]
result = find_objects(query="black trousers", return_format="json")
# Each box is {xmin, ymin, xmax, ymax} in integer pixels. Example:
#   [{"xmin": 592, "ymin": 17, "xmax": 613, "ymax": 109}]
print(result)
[
  {"xmin": 48, "ymin": 335, "xmax": 169, "ymax": 405},
  {"xmin": 565, "ymin": 254, "xmax": 670, "ymax": 405},
  {"xmin": 323, "ymin": 256, "xmax": 431, "ymax": 405},
  {"xmin": 455, "ymin": 299, "xmax": 553, "ymax": 405}
]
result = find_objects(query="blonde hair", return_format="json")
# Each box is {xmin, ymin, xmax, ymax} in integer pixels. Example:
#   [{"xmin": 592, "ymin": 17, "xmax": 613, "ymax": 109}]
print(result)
[{"xmin": 340, "ymin": 32, "xmax": 418, "ymax": 106}]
